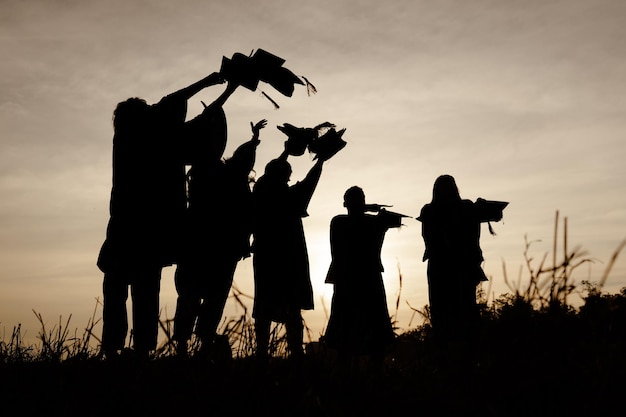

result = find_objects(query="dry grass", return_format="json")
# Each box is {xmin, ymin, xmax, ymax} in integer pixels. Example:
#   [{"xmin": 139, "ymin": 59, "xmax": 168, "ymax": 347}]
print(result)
[{"xmin": 1, "ymin": 210, "xmax": 626, "ymax": 416}]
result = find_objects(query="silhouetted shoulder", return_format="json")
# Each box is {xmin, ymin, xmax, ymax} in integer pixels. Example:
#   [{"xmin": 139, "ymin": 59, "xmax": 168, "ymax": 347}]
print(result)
[
  {"xmin": 330, "ymin": 214, "xmax": 350, "ymax": 224},
  {"xmin": 417, "ymin": 203, "xmax": 433, "ymax": 222}
]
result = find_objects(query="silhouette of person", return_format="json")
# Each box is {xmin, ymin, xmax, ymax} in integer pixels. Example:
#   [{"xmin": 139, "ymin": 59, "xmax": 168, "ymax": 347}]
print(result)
[
  {"xmin": 173, "ymin": 119, "xmax": 267, "ymax": 357},
  {"xmin": 250, "ymin": 141, "xmax": 332, "ymax": 362},
  {"xmin": 323, "ymin": 186, "xmax": 404, "ymax": 377},
  {"xmin": 97, "ymin": 72, "xmax": 236, "ymax": 360},
  {"xmin": 417, "ymin": 174, "xmax": 506, "ymax": 368}
]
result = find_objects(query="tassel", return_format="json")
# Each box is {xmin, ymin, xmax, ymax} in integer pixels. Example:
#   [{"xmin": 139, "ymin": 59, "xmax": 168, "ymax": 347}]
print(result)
[
  {"xmin": 302, "ymin": 76, "xmax": 317, "ymax": 96},
  {"xmin": 261, "ymin": 91, "xmax": 280, "ymax": 109},
  {"xmin": 488, "ymin": 222, "xmax": 496, "ymax": 236}
]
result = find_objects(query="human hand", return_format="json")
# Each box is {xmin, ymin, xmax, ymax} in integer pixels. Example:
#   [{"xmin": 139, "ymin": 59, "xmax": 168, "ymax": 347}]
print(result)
[
  {"xmin": 251, "ymin": 119, "xmax": 267, "ymax": 140},
  {"xmin": 314, "ymin": 121, "xmax": 336, "ymax": 131},
  {"xmin": 207, "ymin": 72, "xmax": 225, "ymax": 86}
]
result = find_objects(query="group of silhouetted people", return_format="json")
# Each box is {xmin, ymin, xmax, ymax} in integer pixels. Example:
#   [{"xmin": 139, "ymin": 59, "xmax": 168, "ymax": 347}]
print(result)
[
  {"xmin": 97, "ymin": 71, "xmax": 234, "ymax": 359},
  {"xmin": 97, "ymin": 54, "xmax": 507, "ymax": 375},
  {"xmin": 95, "ymin": 58, "xmax": 343, "ymax": 362}
]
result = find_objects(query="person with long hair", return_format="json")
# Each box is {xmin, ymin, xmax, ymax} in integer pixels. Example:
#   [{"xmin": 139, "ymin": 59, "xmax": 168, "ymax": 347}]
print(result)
[{"xmin": 418, "ymin": 174, "xmax": 506, "ymax": 369}]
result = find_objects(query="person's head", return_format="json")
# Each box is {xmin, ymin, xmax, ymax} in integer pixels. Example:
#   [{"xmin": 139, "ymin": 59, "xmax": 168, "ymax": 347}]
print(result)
[
  {"xmin": 432, "ymin": 174, "xmax": 461, "ymax": 204},
  {"xmin": 264, "ymin": 158, "xmax": 292, "ymax": 183},
  {"xmin": 113, "ymin": 97, "xmax": 149, "ymax": 131},
  {"xmin": 343, "ymin": 185, "xmax": 366, "ymax": 214}
]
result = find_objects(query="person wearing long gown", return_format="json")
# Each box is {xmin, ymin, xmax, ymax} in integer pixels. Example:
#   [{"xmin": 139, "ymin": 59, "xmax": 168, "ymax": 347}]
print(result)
[{"xmin": 323, "ymin": 186, "xmax": 403, "ymax": 375}]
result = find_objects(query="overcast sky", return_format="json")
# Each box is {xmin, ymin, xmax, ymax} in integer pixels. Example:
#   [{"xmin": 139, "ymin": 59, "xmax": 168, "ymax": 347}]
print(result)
[{"xmin": 2, "ymin": 0, "xmax": 625, "ymax": 347}]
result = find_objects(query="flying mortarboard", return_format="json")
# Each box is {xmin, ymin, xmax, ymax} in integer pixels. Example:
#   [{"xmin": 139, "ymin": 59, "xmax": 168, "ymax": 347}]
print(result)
[
  {"xmin": 252, "ymin": 49, "xmax": 303, "ymax": 97},
  {"xmin": 276, "ymin": 122, "xmax": 346, "ymax": 159},
  {"xmin": 219, "ymin": 52, "xmax": 259, "ymax": 91},
  {"xmin": 276, "ymin": 123, "xmax": 318, "ymax": 156},
  {"xmin": 309, "ymin": 127, "xmax": 347, "ymax": 161},
  {"xmin": 219, "ymin": 49, "xmax": 305, "ymax": 105}
]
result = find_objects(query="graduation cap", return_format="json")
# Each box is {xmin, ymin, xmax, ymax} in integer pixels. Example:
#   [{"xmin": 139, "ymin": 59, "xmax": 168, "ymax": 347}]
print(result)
[
  {"xmin": 308, "ymin": 127, "xmax": 347, "ymax": 161},
  {"xmin": 475, "ymin": 198, "xmax": 509, "ymax": 222},
  {"xmin": 364, "ymin": 204, "xmax": 410, "ymax": 219},
  {"xmin": 377, "ymin": 208, "xmax": 410, "ymax": 228},
  {"xmin": 475, "ymin": 198, "xmax": 509, "ymax": 235},
  {"xmin": 219, "ymin": 52, "xmax": 260, "ymax": 91},
  {"xmin": 219, "ymin": 49, "xmax": 305, "ymax": 106},
  {"xmin": 252, "ymin": 49, "xmax": 304, "ymax": 97},
  {"xmin": 276, "ymin": 123, "xmax": 318, "ymax": 156},
  {"xmin": 415, "ymin": 199, "xmax": 509, "ymax": 226},
  {"xmin": 276, "ymin": 122, "xmax": 347, "ymax": 159},
  {"xmin": 364, "ymin": 203, "xmax": 392, "ymax": 212}
]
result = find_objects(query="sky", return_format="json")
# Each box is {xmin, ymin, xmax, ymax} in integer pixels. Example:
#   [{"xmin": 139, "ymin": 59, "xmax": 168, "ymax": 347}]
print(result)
[{"xmin": 1, "ymin": 0, "xmax": 625, "ymax": 348}]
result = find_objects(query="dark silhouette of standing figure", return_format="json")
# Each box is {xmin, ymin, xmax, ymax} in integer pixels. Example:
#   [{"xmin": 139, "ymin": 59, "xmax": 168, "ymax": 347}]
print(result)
[
  {"xmin": 173, "ymin": 119, "xmax": 267, "ymax": 357},
  {"xmin": 97, "ymin": 72, "xmax": 235, "ymax": 360},
  {"xmin": 251, "ymin": 139, "xmax": 335, "ymax": 362},
  {"xmin": 417, "ymin": 174, "xmax": 507, "ymax": 368},
  {"xmin": 323, "ymin": 186, "xmax": 404, "ymax": 377}
]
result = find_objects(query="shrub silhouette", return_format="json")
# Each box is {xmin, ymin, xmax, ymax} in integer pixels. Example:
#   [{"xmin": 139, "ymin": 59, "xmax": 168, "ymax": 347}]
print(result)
[{"xmin": 1, "ymin": 210, "xmax": 625, "ymax": 416}]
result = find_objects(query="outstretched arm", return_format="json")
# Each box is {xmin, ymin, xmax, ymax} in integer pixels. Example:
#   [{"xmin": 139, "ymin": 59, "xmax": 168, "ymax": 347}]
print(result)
[
  {"xmin": 292, "ymin": 158, "xmax": 324, "ymax": 214},
  {"xmin": 168, "ymin": 72, "xmax": 239, "ymax": 112},
  {"xmin": 208, "ymin": 81, "xmax": 239, "ymax": 109},
  {"xmin": 169, "ymin": 72, "xmax": 225, "ymax": 102},
  {"xmin": 228, "ymin": 119, "xmax": 268, "ymax": 171},
  {"xmin": 278, "ymin": 141, "xmax": 290, "ymax": 161}
]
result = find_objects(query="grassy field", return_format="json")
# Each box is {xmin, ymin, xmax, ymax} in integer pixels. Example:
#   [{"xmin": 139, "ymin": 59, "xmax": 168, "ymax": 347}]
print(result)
[
  {"xmin": 2, "ymin": 295, "xmax": 625, "ymax": 417},
  {"xmin": 2, "ymin": 214, "xmax": 625, "ymax": 417}
]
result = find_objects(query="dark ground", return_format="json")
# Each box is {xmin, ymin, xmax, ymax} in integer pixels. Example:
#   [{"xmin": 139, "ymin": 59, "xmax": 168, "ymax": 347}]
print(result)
[{"xmin": 2, "ymin": 331, "xmax": 625, "ymax": 417}]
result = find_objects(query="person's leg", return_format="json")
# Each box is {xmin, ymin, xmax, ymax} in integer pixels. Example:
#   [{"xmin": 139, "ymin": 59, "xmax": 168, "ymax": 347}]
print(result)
[
  {"xmin": 131, "ymin": 266, "xmax": 162, "ymax": 358},
  {"xmin": 102, "ymin": 272, "xmax": 129, "ymax": 358},
  {"xmin": 426, "ymin": 266, "xmax": 445, "ymax": 346},
  {"xmin": 285, "ymin": 310, "xmax": 304, "ymax": 358},
  {"xmin": 427, "ymin": 262, "xmax": 457, "ymax": 370},
  {"xmin": 173, "ymin": 264, "xmax": 201, "ymax": 355},
  {"xmin": 458, "ymin": 280, "xmax": 481, "ymax": 367},
  {"xmin": 195, "ymin": 259, "xmax": 237, "ymax": 344},
  {"xmin": 254, "ymin": 316, "xmax": 271, "ymax": 363}
]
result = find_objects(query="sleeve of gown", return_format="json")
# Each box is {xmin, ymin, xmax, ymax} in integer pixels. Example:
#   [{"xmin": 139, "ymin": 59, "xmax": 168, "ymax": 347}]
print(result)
[{"xmin": 290, "ymin": 161, "xmax": 323, "ymax": 216}]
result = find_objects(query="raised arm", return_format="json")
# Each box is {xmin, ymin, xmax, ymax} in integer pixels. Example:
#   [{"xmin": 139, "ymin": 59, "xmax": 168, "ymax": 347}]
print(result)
[
  {"xmin": 250, "ymin": 119, "xmax": 268, "ymax": 143},
  {"xmin": 168, "ymin": 72, "xmax": 225, "ymax": 102},
  {"xmin": 208, "ymin": 81, "xmax": 239, "ymax": 109},
  {"xmin": 277, "ymin": 141, "xmax": 290, "ymax": 161},
  {"xmin": 227, "ymin": 119, "xmax": 267, "ymax": 172},
  {"xmin": 290, "ymin": 158, "xmax": 324, "ymax": 215}
]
